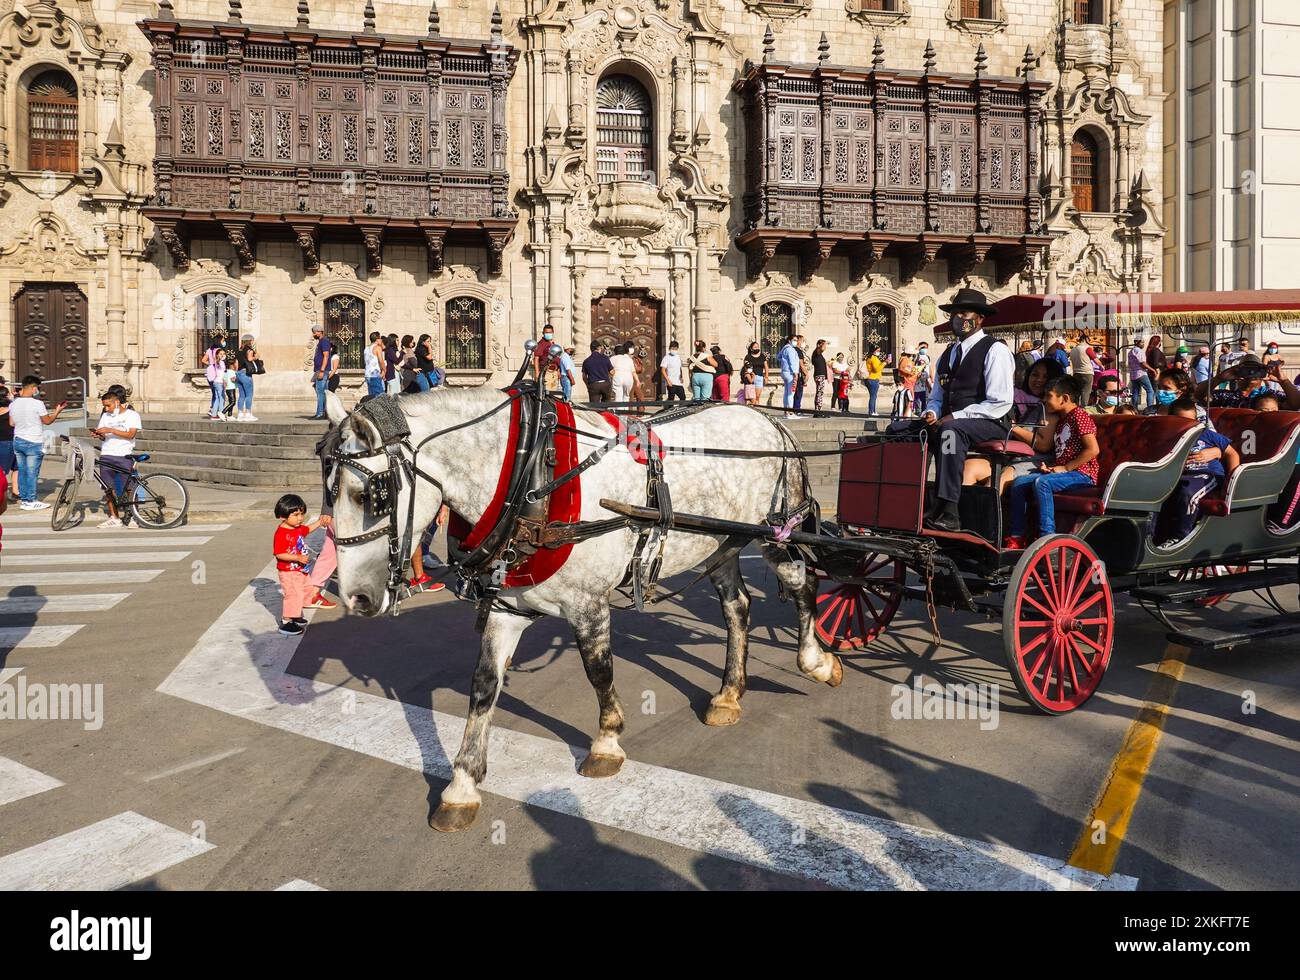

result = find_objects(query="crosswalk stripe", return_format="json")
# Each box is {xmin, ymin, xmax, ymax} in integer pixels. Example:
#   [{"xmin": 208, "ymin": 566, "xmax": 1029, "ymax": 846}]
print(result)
[
  {"xmin": 0, "ymin": 758, "xmax": 63, "ymax": 807},
  {"xmin": 160, "ymin": 562, "xmax": 1138, "ymax": 892},
  {"xmin": 3, "ymin": 523, "xmax": 231, "ymax": 536},
  {"xmin": 0, "ymin": 571, "xmax": 162, "ymax": 587},
  {"xmin": 0, "ymin": 811, "xmax": 214, "ymax": 890},
  {"xmin": 274, "ymin": 879, "xmax": 326, "ymax": 891},
  {"xmin": 0, "ymin": 594, "xmax": 130, "ymax": 614},
  {"xmin": 2, "ymin": 537, "xmax": 214, "ymax": 550},
  {"xmin": 0, "ymin": 625, "xmax": 84, "ymax": 649},
  {"xmin": 1, "ymin": 551, "xmax": 191, "ymax": 566}
]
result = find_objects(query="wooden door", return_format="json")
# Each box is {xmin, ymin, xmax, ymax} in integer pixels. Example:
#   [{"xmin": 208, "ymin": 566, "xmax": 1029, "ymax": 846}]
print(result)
[
  {"xmin": 591, "ymin": 291, "xmax": 661, "ymax": 397},
  {"xmin": 15, "ymin": 284, "xmax": 89, "ymax": 410}
]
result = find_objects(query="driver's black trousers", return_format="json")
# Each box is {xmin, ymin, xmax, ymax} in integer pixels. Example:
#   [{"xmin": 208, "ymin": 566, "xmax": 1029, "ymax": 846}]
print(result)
[{"xmin": 885, "ymin": 416, "xmax": 1008, "ymax": 505}]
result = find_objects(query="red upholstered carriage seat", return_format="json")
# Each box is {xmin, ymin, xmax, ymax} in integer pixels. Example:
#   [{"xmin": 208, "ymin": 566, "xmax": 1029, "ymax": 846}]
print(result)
[
  {"xmin": 1199, "ymin": 408, "xmax": 1300, "ymax": 514},
  {"xmin": 1208, "ymin": 408, "xmax": 1300, "ymax": 463},
  {"xmin": 973, "ymin": 438, "xmax": 1037, "ymax": 457},
  {"xmin": 1052, "ymin": 415, "xmax": 1200, "ymax": 516}
]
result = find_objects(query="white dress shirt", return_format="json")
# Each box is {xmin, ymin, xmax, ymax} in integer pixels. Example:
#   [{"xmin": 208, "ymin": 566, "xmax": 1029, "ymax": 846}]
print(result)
[{"xmin": 926, "ymin": 329, "xmax": 1015, "ymax": 420}]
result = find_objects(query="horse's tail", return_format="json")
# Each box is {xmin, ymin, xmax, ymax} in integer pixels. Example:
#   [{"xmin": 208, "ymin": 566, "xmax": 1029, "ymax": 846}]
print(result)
[{"xmin": 762, "ymin": 413, "xmax": 815, "ymax": 525}]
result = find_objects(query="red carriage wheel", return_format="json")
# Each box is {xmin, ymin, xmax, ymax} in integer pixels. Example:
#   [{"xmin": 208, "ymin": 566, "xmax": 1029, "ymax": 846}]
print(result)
[
  {"xmin": 1003, "ymin": 534, "xmax": 1114, "ymax": 715},
  {"xmin": 1173, "ymin": 564, "xmax": 1250, "ymax": 607},
  {"xmin": 814, "ymin": 553, "xmax": 907, "ymax": 651}
]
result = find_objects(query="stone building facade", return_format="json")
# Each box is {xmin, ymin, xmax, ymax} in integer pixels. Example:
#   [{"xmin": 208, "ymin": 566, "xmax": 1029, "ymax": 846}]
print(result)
[{"xmin": 0, "ymin": 0, "xmax": 1164, "ymax": 413}]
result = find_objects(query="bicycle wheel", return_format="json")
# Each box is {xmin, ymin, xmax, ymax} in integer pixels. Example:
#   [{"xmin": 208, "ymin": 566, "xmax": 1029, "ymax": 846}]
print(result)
[
  {"xmin": 130, "ymin": 473, "xmax": 189, "ymax": 529},
  {"xmin": 50, "ymin": 479, "xmax": 81, "ymax": 531}
]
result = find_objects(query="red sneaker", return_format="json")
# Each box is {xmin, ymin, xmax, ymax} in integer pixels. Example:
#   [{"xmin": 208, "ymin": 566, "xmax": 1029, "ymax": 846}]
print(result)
[
  {"xmin": 1002, "ymin": 535, "xmax": 1026, "ymax": 551},
  {"xmin": 306, "ymin": 594, "xmax": 338, "ymax": 610},
  {"xmin": 409, "ymin": 573, "xmax": 432, "ymax": 588}
]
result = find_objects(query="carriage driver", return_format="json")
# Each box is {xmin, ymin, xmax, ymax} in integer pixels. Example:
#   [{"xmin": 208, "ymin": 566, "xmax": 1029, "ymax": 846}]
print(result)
[{"xmin": 886, "ymin": 287, "xmax": 1015, "ymax": 533}]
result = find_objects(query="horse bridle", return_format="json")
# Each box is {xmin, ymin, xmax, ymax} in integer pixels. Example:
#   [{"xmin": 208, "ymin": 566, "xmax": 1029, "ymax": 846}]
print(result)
[{"xmin": 322, "ymin": 390, "xmax": 532, "ymax": 615}]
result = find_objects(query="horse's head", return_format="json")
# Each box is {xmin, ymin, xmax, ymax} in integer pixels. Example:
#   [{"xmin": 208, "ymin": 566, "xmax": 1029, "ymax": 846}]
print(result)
[{"xmin": 321, "ymin": 391, "xmax": 444, "ymax": 616}]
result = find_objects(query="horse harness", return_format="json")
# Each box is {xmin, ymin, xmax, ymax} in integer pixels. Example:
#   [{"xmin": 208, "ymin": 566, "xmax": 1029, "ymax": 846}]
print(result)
[{"xmin": 322, "ymin": 385, "xmax": 815, "ymax": 625}]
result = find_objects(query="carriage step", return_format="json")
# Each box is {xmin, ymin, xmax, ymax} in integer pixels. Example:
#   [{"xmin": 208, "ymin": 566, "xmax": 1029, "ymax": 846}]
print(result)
[
  {"xmin": 1169, "ymin": 612, "xmax": 1300, "ymax": 651},
  {"xmin": 1129, "ymin": 568, "xmax": 1296, "ymax": 604}
]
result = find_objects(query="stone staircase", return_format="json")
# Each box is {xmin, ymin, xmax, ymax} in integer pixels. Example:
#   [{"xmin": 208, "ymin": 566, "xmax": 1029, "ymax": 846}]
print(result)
[{"xmin": 73, "ymin": 415, "xmax": 327, "ymax": 491}]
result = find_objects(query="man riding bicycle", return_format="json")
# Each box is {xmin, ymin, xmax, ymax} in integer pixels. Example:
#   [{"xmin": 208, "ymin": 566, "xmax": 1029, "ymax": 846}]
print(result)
[{"xmin": 91, "ymin": 384, "xmax": 141, "ymax": 528}]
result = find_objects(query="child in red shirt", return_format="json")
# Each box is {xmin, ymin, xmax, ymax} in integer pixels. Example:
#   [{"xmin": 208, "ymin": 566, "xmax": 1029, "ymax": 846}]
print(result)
[
  {"xmin": 273, "ymin": 493, "xmax": 331, "ymax": 636},
  {"xmin": 1004, "ymin": 375, "xmax": 1100, "ymax": 548}
]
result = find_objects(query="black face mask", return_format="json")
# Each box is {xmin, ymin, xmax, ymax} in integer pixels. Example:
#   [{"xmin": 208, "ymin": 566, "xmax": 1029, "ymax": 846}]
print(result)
[{"xmin": 950, "ymin": 314, "xmax": 977, "ymax": 336}]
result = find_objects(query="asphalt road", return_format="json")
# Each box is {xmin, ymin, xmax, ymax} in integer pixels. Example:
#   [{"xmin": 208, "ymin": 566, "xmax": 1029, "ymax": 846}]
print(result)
[{"xmin": 1, "ymin": 510, "xmax": 1297, "ymax": 890}]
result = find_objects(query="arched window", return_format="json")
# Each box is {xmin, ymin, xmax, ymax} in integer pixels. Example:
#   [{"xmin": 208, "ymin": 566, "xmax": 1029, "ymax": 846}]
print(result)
[
  {"xmin": 1074, "ymin": 0, "xmax": 1102, "ymax": 25},
  {"xmin": 596, "ymin": 75, "xmax": 653, "ymax": 183},
  {"xmin": 196, "ymin": 293, "xmax": 238, "ymax": 368},
  {"xmin": 759, "ymin": 302, "xmax": 794, "ymax": 356},
  {"xmin": 26, "ymin": 69, "xmax": 78, "ymax": 172},
  {"xmin": 1071, "ymin": 131, "xmax": 1101, "ymax": 212},
  {"xmin": 862, "ymin": 303, "xmax": 896, "ymax": 362},
  {"xmin": 324, "ymin": 295, "xmax": 365, "ymax": 370},
  {"xmin": 445, "ymin": 297, "xmax": 486, "ymax": 370}
]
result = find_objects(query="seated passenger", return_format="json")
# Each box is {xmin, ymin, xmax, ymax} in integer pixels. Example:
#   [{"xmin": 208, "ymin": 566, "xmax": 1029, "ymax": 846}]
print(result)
[
  {"xmin": 1114, "ymin": 403, "xmax": 1138, "ymax": 416},
  {"xmin": 1154, "ymin": 397, "xmax": 1239, "ymax": 545},
  {"xmin": 1002, "ymin": 375, "xmax": 1100, "ymax": 550},
  {"xmin": 1144, "ymin": 367, "xmax": 1213, "ymax": 426},
  {"xmin": 1088, "ymin": 374, "xmax": 1123, "ymax": 416},
  {"xmin": 1252, "ymin": 391, "xmax": 1281, "ymax": 412},
  {"xmin": 963, "ymin": 356, "xmax": 1063, "ymax": 494},
  {"xmin": 1200, "ymin": 356, "xmax": 1300, "ymax": 410}
]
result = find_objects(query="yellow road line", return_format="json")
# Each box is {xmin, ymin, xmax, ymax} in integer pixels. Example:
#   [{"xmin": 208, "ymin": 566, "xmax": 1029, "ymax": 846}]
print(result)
[{"xmin": 1068, "ymin": 643, "xmax": 1190, "ymax": 876}]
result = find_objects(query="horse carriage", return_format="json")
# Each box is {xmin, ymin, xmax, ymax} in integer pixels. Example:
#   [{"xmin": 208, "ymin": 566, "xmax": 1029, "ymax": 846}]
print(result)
[
  {"xmin": 320, "ymin": 288, "xmax": 1300, "ymax": 831},
  {"xmin": 607, "ymin": 289, "xmax": 1300, "ymax": 714}
]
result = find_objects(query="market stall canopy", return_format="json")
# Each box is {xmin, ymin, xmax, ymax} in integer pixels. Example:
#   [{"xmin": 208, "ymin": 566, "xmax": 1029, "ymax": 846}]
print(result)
[{"xmin": 988, "ymin": 290, "xmax": 1300, "ymax": 334}]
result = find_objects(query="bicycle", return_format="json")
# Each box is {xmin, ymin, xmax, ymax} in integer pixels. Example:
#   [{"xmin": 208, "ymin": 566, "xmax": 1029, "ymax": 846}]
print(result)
[{"xmin": 51, "ymin": 436, "xmax": 190, "ymax": 531}]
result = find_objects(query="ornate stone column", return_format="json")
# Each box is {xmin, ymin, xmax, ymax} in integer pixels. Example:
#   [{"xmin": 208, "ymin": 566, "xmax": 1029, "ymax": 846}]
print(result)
[
  {"xmin": 693, "ymin": 214, "xmax": 713, "ymax": 342},
  {"xmin": 571, "ymin": 262, "xmax": 589, "ymax": 350},
  {"xmin": 545, "ymin": 215, "xmax": 567, "ymax": 335},
  {"xmin": 104, "ymin": 207, "xmax": 127, "ymax": 363}
]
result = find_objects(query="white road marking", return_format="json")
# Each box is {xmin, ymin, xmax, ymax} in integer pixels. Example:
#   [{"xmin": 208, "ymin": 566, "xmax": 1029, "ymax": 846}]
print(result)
[
  {"xmin": 275, "ymin": 879, "xmax": 326, "ymax": 891},
  {"xmin": 3, "ymin": 523, "xmax": 231, "ymax": 536},
  {"xmin": 0, "ymin": 551, "xmax": 191, "ymax": 566},
  {"xmin": 0, "ymin": 571, "xmax": 162, "ymax": 587},
  {"xmin": 0, "ymin": 625, "xmax": 85, "ymax": 649},
  {"xmin": 0, "ymin": 811, "xmax": 214, "ymax": 890},
  {"xmin": 0, "ymin": 594, "xmax": 130, "ymax": 614},
  {"xmin": 2, "ymin": 536, "xmax": 214, "ymax": 550},
  {"xmin": 0, "ymin": 757, "xmax": 63, "ymax": 807},
  {"xmin": 142, "ymin": 748, "xmax": 246, "ymax": 783},
  {"xmin": 159, "ymin": 562, "xmax": 1138, "ymax": 892}
]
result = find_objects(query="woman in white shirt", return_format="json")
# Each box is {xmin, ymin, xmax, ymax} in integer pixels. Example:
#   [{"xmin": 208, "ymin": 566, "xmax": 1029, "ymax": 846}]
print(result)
[
  {"xmin": 91, "ymin": 385, "xmax": 142, "ymax": 528},
  {"xmin": 609, "ymin": 343, "xmax": 641, "ymax": 402}
]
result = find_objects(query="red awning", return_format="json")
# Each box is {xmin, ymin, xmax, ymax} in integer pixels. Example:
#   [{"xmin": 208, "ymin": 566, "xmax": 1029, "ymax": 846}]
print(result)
[{"xmin": 988, "ymin": 290, "xmax": 1300, "ymax": 334}]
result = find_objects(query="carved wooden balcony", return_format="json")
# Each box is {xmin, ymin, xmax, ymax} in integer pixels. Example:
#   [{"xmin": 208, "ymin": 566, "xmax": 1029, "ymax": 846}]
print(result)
[
  {"xmin": 138, "ymin": 3, "xmax": 518, "ymax": 276},
  {"xmin": 733, "ymin": 35, "xmax": 1052, "ymax": 286}
]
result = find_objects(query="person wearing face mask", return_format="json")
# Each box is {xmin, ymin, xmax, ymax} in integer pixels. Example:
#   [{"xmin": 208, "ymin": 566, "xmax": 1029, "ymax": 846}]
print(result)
[
  {"xmin": 886, "ymin": 288, "xmax": 1015, "ymax": 533},
  {"xmin": 743, "ymin": 342, "xmax": 770, "ymax": 405},
  {"xmin": 1264, "ymin": 340, "xmax": 1284, "ymax": 374},
  {"xmin": 533, "ymin": 324, "xmax": 561, "ymax": 391},
  {"xmin": 913, "ymin": 341, "xmax": 932, "ymax": 417},
  {"xmin": 1144, "ymin": 367, "xmax": 1212, "ymax": 425},
  {"xmin": 1088, "ymin": 375, "xmax": 1123, "ymax": 416}
]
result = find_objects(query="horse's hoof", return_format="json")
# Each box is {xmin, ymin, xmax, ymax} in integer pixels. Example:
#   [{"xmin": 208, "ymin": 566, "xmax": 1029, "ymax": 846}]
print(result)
[
  {"xmin": 578, "ymin": 753, "xmax": 625, "ymax": 778},
  {"xmin": 704, "ymin": 701, "xmax": 742, "ymax": 727},
  {"xmin": 825, "ymin": 655, "xmax": 844, "ymax": 688},
  {"xmin": 429, "ymin": 801, "xmax": 480, "ymax": 833}
]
